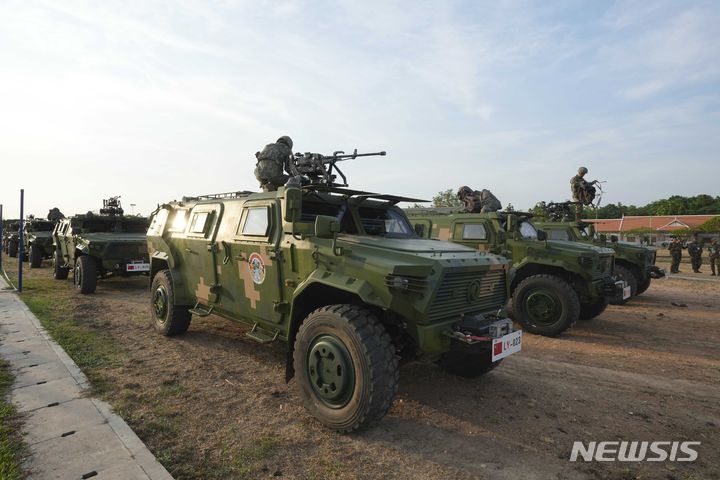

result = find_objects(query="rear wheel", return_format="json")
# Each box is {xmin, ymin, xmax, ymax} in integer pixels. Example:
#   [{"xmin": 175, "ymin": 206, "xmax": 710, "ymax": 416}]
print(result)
[
  {"xmin": 610, "ymin": 264, "xmax": 637, "ymax": 305},
  {"xmin": 293, "ymin": 305, "xmax": 399, "ymax": 432},
  {"xmin": 635, "ymin": 275, "xmax": 652, "ymax": 295},
  {"xmin": 73, "ymin": 255, "xmax": 97, "ymax": 294},
  {"xmin": 437, "ymin": 351, "xmax": 501, "ymax": 378},
  {"xmin": 512, "ymin": 274, "xmax": 580, "ymax": 337},
  {"xmin": 151, "ymin": 270, "xmax": 191, "ymax": 335},
  {"xmin": 579, "ymin": 297, "xmax": 609, "ymax": 320},
  {"xmin": 29, "ymin": 245, "xmax": 42, "ymax": 268},
  {"xmin": 52, "ymin": 250, "xmax": 69, "ymax": 280}
]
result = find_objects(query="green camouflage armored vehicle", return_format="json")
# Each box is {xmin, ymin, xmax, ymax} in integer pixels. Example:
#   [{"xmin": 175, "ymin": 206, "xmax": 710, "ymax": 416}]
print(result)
[
  {"xmin": 52, "ymin": 198, "xmax": 150, "ymax": 293},
  {"xmin": 406, "ymin": 209, "xmax": 627, "ymax": 337},
  {"xmin": 534, "ymin": 220, "xmax": 665, "ymax": 303},
  {"xmin": 2, "ymin": 219, "xmax": 21, "ymax": 258},
  {"xmin": 147, "ymin": 185, "xmax": 522, "ymax": 432},
  {"xmin": 22, "ymin": 218, "xmax": 56, "ymax": 268}
]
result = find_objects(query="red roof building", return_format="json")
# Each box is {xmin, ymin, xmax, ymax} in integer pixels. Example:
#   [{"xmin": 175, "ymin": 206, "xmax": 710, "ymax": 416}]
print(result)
[{"xmin": 585, "ymin": 215, "xmax": 719, "ymax": 243}]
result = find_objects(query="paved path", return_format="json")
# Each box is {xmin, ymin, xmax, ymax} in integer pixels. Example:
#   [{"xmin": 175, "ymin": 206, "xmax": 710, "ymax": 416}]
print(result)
[{"xmin": 0, "ymin": 276, "xmax": 173, "ymax": 480}]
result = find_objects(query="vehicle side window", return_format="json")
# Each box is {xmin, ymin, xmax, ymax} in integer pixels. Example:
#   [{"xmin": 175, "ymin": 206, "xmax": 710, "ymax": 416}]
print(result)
[
  {"xmin": 239, "ymin": 207, "xmax": 270, "ymax": 236},
  {"xmin": 169, "ymin": 209, "xmax": 188, "ymax": 232},
  {"xmin": 462, "ymin": 223, "xmax": 487, "ymax": 240},
  {"xmin": 189, "ymin": 212, "xmax": 211, "ymax": 235},
  {"xmin": 548, "ymin": 230, "xmax": 569, "ymax": 241}
]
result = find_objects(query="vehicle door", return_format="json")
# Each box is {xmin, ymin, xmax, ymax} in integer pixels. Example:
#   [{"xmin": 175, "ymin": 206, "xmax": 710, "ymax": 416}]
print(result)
[
  {"xmin": 228, "ymin": 200, "xmax": 284, "ymax": 325},
  {"xmin": 181, "ymin": 203, "xmax": 223, "ymax": 307},
  {"xmin": 60, "ymin": 221, "xmax": 74, "ymax": 264}
]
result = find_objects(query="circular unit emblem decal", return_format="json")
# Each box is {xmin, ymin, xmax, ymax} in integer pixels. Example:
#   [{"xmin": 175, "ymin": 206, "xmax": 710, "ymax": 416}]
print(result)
[
  {"xmin": 467, "ymin": 279, "xmax": 483, "ymax": 302},
  {"xmin": 248, "ymin": 252, "xmax": 266, "ymax": 285}
]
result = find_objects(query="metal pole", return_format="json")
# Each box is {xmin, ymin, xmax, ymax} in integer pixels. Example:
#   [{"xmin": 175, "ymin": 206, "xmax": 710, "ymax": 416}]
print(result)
[{"xmin": 18, "ymin": 189, "xmax": 24, "ymax": 292}]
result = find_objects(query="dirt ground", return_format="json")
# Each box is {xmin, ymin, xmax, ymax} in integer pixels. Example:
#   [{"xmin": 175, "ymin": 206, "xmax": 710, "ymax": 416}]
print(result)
[{"xmin": 4, "ymin": 257, "xmax": 719, "ymax": 480}]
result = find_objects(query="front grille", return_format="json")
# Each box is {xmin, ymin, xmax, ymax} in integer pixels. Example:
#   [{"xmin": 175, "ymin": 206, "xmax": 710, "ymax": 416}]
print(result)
[
  {"xmin": 427, "ymin": 269, "xmax": 507, "ymax": 322},
  {"xmin": 104, "ymin": 244, "xmax": 148, "ymax": 259}
]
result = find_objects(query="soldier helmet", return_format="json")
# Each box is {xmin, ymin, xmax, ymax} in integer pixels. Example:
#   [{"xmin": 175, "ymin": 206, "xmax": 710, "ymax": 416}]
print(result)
[
  {"xmin": 578, "ymin": 166, "xmax": 588, "ymax": 175},
  {"xmin": 457, "ymin": 186, "xmax": 473, "ymax": 199},
  {"xmin": 277, "ymin": 136, "xmax": 293, "ymax": 149}
]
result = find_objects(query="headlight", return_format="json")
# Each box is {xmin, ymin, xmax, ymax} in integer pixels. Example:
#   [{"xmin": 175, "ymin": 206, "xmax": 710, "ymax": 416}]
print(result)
[
  {"xmin": 385, "ymin": 274, "xmax": 427, "ymax": 293},
  {"xmin": 577, "ymin": 256, "xmax": 593, "ymax": 269}
]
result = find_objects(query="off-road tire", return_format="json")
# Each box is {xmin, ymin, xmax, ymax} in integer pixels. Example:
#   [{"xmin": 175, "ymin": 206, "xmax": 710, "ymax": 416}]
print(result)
[
  {"xmin": 437, "ymin": 351, "xmax": 501, "ymax": 378},
  {"xmin": 610, "ymin": 264, "xmax": 637, "ymax": 305},
  {"xmin": 635, "ymin": 275, "xmax": 652, "ymax": 295},
  {"xmin": 512, "ymin": 274, "xmax": 580, "ymax": 337},
  {"xmin": 579, "ymin": 297, "xmax": 609, "ymax": 320},
  {"xmin": 8, "ymin": 240, "xmax": 18, "ymax": 258},
  {"xmin": 29, "ymin": 245, "xmax": 42, "ymax": 268},
  {"xmin": 151, "ymin": 270, "xmax": 191, "ymax": 336},
  {"xmin": 52, "ymin": 250, "xmax": 69, "ymax": 280},
  {"xmin": 73, "ymin": 255, "xmax": 97, "ymax": 294},
  {"xmin": 293, "ymin": 304, "xmax": 399, "ymax": 432}
]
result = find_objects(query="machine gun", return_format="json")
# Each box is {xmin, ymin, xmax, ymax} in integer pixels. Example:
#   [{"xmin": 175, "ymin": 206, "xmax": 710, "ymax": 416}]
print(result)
[
  {"xmin": 100, "ymin": 196, "xmax": 124, "ymax": 216},
  {"xmin": 288, "ymin": 149, "xmax": 386, "ymax": 187},
  {"xmin": 542, "ymin": 201, "xmax": 580, "ymax": 222}
]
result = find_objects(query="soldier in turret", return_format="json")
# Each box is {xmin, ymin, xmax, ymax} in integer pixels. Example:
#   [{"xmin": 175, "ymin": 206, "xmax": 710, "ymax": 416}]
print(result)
[
  {"xmin": 457, "ymin": 186, "xmax": 502, "ymax": 213},
  {"xmin": 708, "ymin": 239, "xmax": 719, "ymax": 276},
  {"xmin": 668, "ymin": 236, "xmax": 684, "ymax": 274},
  {"xmin": 254, "ymin": 136, "xmax": 294, "ymax": 191}
]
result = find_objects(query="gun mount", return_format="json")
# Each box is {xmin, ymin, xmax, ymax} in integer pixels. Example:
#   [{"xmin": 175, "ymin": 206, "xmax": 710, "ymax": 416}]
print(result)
[
  {"xmin": 542, "ymin": 201, "xmax": 580, "ymax": 222},
  {"xmin": 100, "ymin": 196, "xmax": 124, "ymax": 216},
  {"xmin": 289, "ymin": 149, "xmax": 386, "ymax": 187}
]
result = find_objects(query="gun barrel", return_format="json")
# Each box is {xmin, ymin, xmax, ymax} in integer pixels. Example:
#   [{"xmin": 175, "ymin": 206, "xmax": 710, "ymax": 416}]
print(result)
[{"xmin": 329, "ymin": 151, "xmax": 386, "ymax": 162}]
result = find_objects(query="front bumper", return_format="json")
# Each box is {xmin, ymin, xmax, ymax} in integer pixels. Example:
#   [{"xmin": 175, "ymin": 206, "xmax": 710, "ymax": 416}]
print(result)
[
  {"xmin": 647, "ymin": 265, "xmax": 665, "ymax": 279},
  {"xmin": 445, "ymin": 316, "xmax": 517, "ymax": 355},
  {"xmin": 100, "ymin": 258, "xmax": 151, "ymax": 275},
  {"xmin": 599, "ymin": 277, "xmax": 627, "ymax": 301}
]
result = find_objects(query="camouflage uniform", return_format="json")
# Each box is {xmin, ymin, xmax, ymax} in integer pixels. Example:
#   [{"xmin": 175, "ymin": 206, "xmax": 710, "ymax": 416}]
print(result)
[
  {"xmin": 668, "ymin": 237, "xmax": 684, "ymax": 273},
  {"xmin": 457, "ymin": 186, "xmax": 502, "ymax": 213},
  {"xmin": 686, "ymin": 238, "xmax": 703, "ymax": 273},
  {"xmin": 708, "ymin": 240, "xmax": 720, "ymax": 276},
  {"xmin": 254, "ymin": 136, "xmax": 293, "ymax": 191},
  {"xmin": 570, "ymin": 167, "xmax": 596, "ymax": 220}
]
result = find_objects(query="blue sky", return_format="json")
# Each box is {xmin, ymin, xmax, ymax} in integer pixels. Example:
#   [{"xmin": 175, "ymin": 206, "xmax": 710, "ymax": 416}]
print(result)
[{"xmin": 1, "ymin": 0, "xmax": 718, "ymax": 217}]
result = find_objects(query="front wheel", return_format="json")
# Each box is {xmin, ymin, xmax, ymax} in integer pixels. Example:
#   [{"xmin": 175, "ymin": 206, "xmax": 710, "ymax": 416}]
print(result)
[
  {"xmin": 73, "ymin": 255, "xmax": 97, "ymax": 294},
  {"xmin": 635, "ymin": 275, "xmax": 652, "ymax": 295},
  {"xmin": 610, "ymin": 264, "xmax": 637, "ymax": 305},
  {"xmin": 512, "ymin": 274, "xmax": 580, "ymax": 337},
  {"xmin": 579, "ymin": 297, "xmax": 609, "ymax": 320},
  {"xmin": 8, "ymin": 240, "xmax": 18, "ymax": 258},
  {"xmin": 437, "ymin": 351, "xmax": 501, "ymax": 378},
  {"xmin": 151, "ymin": 270, "xmax": 191, "ymax": 336},
  {"xmin": 29, "ymin": 245, "xmax": 42, "ymax": 268},
  {"xmin": 52, "ymin": 250, "xmax": 69, "ymax": 280},
  {"xmin": 293, "ymin": 305, "xmax": 399, "ymax": 432}
]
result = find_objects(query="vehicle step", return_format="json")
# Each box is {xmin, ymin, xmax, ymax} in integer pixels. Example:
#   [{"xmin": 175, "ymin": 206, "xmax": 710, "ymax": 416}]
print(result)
[
  {"xmin": 246, "ymin": 324, "xmax": 279, "ymax": 344},
  {"xmin": 189, "ymin": 304, "xmax": 213, "ymax": 317}
]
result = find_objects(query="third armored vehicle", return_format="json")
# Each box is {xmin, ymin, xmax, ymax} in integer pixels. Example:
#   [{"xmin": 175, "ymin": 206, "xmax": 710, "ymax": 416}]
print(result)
[
  {"xmin": 2, "ymin": 219, "xmax": 21, "ymax": 258},
  {"xmin": 52, "ymin": 197, "xmax": 150, "ymax": 293},
  {"xmin": 147, "ymin": 181, "xmax": 522, "ymax": 432},
  {"xmin": 406, "ymin": 209, "xmax": 627, "ymax": 337},
  {"xmin": 534, "ymin": 220, "xmax": 665, "ymax": 302},
  {"xmin": 23, "ymin": 217, "xmax": 56, "ymax": 268}
]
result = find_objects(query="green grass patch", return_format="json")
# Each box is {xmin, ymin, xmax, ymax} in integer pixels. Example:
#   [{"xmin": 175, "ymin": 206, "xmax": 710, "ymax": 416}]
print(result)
[{"xmin": 0, "ymin": 360, "xmax": 25, "ymax": 480}]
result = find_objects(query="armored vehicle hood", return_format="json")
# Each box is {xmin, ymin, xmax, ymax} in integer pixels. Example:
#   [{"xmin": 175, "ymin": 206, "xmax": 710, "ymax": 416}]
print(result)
[{"xmin": 545, "ymin": 240, "xmax": 614, "ymax": 256}]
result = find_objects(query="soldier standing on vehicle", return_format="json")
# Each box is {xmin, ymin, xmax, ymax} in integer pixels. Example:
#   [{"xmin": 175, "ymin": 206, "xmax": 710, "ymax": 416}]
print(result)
[
  {"xmin": 668, "ymin": 236, "xmax": 684, "ymax": 274},
  {"xmin": 254, "ymin": 136, "xmax": 294, "ymax": 191},
  {"xmin": 457, "ymin": 186, "xmax": 502, "ymax": 213},
  {"xmin": 570, "ymin": 167, "xmax": 598, "ymax": 220},
  {"xmin": 686, "ymin": 234, "xmax": 703, "ymax": 273},
  {"xmin": 708, "ymin": 239, "xmax": 720, "ymax": 276}
]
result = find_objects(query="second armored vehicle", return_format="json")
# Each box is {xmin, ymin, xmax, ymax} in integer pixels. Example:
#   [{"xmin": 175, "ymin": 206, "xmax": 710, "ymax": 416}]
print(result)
[
  {"xmin": 52, "ymin": 198, "xmax": 150, "ymax": 293},
  {"xmin": 407, "ymin": 209, "xmax": 627, "ymax": 337},
  {"xmin": 23, "ymin": 217, "xmax": 56, "ymax": 268}
]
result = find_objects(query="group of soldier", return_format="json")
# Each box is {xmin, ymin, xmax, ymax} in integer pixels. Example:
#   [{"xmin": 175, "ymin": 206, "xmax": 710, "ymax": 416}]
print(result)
[{"xmin": 669, "ymin": 235, "xmax": 720, "ymax": 275}]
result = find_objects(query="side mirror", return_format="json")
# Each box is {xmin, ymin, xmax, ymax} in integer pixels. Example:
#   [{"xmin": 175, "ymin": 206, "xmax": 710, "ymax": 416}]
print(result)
[
  {"xmin": 314, "ymin": 215, "xmax": 339, "ymax": 238},
  {"xmin": 536, "ymin": 229, "xmax": 547, "ymax": 241},
  {"xmin": 283, "ymin": 187, "xmax": 302, "ymax": 223},
  {"xmin": 610, "ymin": 234, "xmax": 618, "ymax": 243}
]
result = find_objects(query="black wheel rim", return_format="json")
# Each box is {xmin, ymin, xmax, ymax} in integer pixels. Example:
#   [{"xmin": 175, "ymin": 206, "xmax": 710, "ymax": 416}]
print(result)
[
  {"xmin": 307, "ymin": 334, "xmax": 355, "ymax": 409},
  {"xmin": 153, "ymin": 285, "xmax": 169, "ymax": 323},
  {"xmin": 524, "ymin": 289, "xmax": 562, "ymax": 325}
]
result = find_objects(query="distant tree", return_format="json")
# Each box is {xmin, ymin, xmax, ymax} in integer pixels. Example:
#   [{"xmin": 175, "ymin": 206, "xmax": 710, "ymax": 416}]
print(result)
[{"xmin": 432, "ymin": 189, "xmax": 462, "ymax": 208}]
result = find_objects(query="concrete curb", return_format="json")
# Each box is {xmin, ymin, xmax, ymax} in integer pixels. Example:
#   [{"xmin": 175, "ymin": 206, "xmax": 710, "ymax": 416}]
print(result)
[{"xmin": 0, "ymin": 275, "xmax": 174, "ymax": 480}]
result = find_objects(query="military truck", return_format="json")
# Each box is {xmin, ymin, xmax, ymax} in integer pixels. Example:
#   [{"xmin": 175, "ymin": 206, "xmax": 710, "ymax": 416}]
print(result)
[
  {"xmin": 52, "ymin": 198, "xmax": 150, "ymax": 293},
  {"xmin": 22, "ymin": 218, "xmax": 56, "ymax": 268},
  {"xmin": 147, "ymin": 185, "xmax": 522, "ymax": 432},
  {"xmin": 2, "ymin": 219, "xmax": 21, "ymax": 257},
  {"xmin": 407, "ymin": 209, "xmax": 627, "ymax": 337},
  {"xmin": 535, "ymin": 221, "xmax": 665, "ymax": 303}
]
